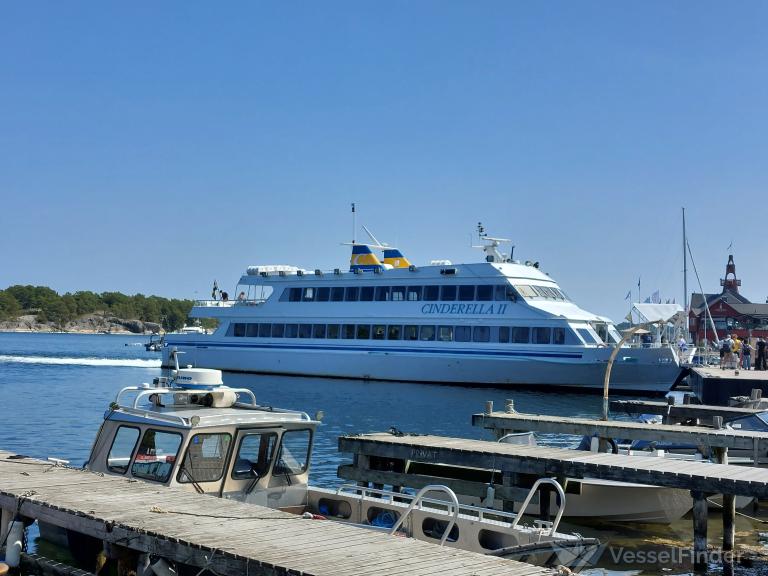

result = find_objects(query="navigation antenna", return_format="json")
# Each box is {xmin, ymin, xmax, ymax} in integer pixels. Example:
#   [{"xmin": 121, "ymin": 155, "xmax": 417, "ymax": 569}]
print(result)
[
  {"xmin": 471, "ymin": 222, "xmax": 514, "ymax": 263},
  {"xmin": 351, "ymin": 202, "xmax": 356, "ymax": 244}
]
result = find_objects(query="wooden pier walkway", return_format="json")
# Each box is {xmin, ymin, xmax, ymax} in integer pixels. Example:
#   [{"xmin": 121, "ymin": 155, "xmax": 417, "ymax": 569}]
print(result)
[
  {"xmin": 609, "ymin": 399, "xmax": 761, "ymax": 425},
  {"xmin": 0, "ymin": 451, "xmax": 551, "ymax": 576},
  {"xmin": 689, "ymin": 366, "xmax": 768, "ymax": 405}
]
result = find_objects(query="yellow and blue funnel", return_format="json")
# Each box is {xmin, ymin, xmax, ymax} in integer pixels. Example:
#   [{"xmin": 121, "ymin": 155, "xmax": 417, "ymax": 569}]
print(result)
[
  {"xmin": 382, "ymin": 249, "xmax": 411, "ymax": 269},
  {"xmin": 350, "ymin": 244, "xmax": 384, "ymax": 272}
]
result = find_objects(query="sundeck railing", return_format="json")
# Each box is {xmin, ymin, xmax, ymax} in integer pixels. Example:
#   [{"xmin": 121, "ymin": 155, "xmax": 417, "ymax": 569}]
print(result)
[{"xmin": 194, "ymin": 299, "xmax": 265, "ymax": 307}]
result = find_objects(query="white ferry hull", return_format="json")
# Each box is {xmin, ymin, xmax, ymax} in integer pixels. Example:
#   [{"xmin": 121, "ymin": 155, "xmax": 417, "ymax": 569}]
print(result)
[{"xmin": 162, "ymin": 339, "xmax": 681, "ymax": 393}]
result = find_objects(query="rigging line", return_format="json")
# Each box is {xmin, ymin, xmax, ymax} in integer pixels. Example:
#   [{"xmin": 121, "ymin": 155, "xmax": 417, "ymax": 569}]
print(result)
[{"xmin": 687, "ymin": 240, "xmax": 720, "ymax": 346}]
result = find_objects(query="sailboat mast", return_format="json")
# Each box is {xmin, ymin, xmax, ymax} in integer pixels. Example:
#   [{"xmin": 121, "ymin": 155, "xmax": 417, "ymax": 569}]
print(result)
[{"xmin": 683, "ymin": 207, "xmax": 688, "ymax": 311}]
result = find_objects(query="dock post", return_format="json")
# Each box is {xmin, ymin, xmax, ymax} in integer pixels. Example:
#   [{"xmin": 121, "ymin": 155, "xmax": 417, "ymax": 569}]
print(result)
[
  {"xmin": 137, "ymin": 553, "xmax": 152, "ymax": 576},
  {"xmin": 751, "ymin": 388, "xmax": 762, "ymax": 402},
  {"xmin": 485, "ymin": 401, "xmax": 494, "ymax": 415},
  {"xmin": 0, "ymin": 508, "xmax": 11, "ymax": 543},
  {"xmin": 501, "ymin": 471, "xmax": 515, "ymax": 513},
  {"xmin": 722, "ymin": 493, "xmax": 736, "ymax": 552},
  {"xmin": 712, "ymin": 447, "xmax": 728, "ymax": 465},
  {"xmin": 691, "ymin": 490, "xmax": 708, "ymax": 571},
  {"xmin": 505, "ymin": 399, "xmax": 515, "ymax": 413}
]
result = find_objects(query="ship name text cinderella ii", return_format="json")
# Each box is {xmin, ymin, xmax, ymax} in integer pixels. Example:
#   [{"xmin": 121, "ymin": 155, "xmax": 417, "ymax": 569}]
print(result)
[{"xmin": 162, "ymin": 225, "xmax": 688, "ymax": 393}]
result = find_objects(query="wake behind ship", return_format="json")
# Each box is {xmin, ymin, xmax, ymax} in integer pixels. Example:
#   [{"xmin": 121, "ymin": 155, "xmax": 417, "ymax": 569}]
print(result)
[{"xmin": 162, "ymin": 228, "xmax": 687, "ymax": 393}]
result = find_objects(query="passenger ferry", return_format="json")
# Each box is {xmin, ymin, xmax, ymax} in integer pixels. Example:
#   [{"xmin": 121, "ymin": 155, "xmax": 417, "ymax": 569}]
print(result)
[{"xmin": 162, "ymin": 227, "xmax": 686, "ymax": 393}]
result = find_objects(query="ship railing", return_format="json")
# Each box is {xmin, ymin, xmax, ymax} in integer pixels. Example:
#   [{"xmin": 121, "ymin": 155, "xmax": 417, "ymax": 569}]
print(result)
[{"xmin": 194, "ymin": 298, "xmax": 266, "ymax": 307}]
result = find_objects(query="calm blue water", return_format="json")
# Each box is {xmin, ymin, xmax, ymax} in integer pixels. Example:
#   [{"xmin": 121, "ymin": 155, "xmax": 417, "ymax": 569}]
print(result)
[{"xmin": 1, "ymin": 332, "xmax": 766, "ymax": 575}]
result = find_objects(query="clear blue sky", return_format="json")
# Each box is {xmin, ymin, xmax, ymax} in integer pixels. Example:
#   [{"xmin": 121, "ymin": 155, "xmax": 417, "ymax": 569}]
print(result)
[{"xmin": 2, "ymin": 2, "xmax": 767, "ymax": 321}]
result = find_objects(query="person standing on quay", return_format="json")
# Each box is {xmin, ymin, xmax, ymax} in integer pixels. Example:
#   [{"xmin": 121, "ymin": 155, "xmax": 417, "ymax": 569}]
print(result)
[
  {"xmin": 742, "ymin": 338, "xmax": 753, "ymax": 370},
  {"xmin": 757, "ymin": 338, "xmax": 767, "ymax": 370}
]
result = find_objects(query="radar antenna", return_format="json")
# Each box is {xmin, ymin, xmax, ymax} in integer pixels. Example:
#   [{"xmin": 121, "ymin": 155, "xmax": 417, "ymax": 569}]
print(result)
[{"xmin": 471, "ymin": 222, "xmax": 514, "ymax": 263}]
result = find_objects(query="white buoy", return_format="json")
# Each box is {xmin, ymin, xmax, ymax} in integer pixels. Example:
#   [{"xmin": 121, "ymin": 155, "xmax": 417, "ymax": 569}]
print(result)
[{"xmin": 5, "ymin": 519, "xmax": 24, "ymax": 568}]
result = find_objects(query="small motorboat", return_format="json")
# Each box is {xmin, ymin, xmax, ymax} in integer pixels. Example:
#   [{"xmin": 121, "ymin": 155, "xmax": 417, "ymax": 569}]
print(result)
[{"xmin": 144, "ymin": 334, "xmax": 164, "ymax": 352}]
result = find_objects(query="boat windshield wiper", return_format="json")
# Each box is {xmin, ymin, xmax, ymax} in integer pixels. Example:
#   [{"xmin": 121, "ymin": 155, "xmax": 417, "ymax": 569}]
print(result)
[{"xmin": 181, "ymin": 463, "xmax": 204, "ymax": 494}]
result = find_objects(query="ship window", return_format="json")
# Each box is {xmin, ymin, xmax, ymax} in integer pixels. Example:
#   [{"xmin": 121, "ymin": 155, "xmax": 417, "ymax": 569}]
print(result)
[
  {"xmin": 327, "ymin": 324, "xmax": 340, "ymax": 339},
  {"xmin": 454, "ymin": 326, "xmax": 471, "ymax": 342},
  {"xmin": 285, "ymin": 324, "xmax": 299, "ymax": 338},
  {"xmin": 275, "ymin": 429, "xmax": 312, "ymax": 476},
  {"xmin": 360, "ymin": 286, "xmax": 374, "ymax": 301},
  {"xmin": 259, "ymin": 323, "xmax": 271, "ymax": 337},
  {"xmin": 552, "ymin": 327, "xmax": 566, "ymax": 345},
  {"xmin": 233, "ymin": 323, "xmax": 246, "ymax": 337},
  {"xmin": 356, "ymin": 324, "xmax": 371, "ymax": 339},
  {"xmin": 514, "ymin": 285, "xmax": 538, "ymax": 299},
  {"xmin": 343, "ymin": 324, "xmax": 356, "ymax": 339},
  {"xmin": 494, "ymin": 285, "xmax": 507, "ymax": 301},
  {"xmin": 345, "ymin": 287, "xmax": 359, "ymax": 302},
  {"xmin": 512, "ymin": 327, "xmax": 529, "ymax": 343},
  {"xmin": 299, "ymin": 324, "xmax": 312, "ymax": 338},
  {"xmin": 407, "ymin": 286, "xmax": 422, "ymax": 301},
  {"xmin": 420, "ymin": 326, "xmax": 436, "ymax": 341},
  {"xmin": 498, "ymin": 326, "xmax": 510, "ymax": 343},
  {"xmin": 331, "ymin": 287, "xmax": 345, "ymax": 302},
  {"xmin": 131, "ymin": 429, "xmax": 182, "ymax": 484},
  {"xmin": 423, "ymin": 285, "xmax": 439, "ymax": 301},
  {"xmin": 576, "ymin": 328, "xmax": 598, "ymax": 344},
  {"xmin": 438, "ymin": 326, "xmax": 453, "ymax": 342},
  {"xmin": 473, "ymin": 326, "xmax": 490, "ymax": 342},
  {"xmin": 375, "ymin": 286, "xmax": 390, "ymax": 301},
  {"xmin": 279, "ymin": 288, "xmax": 291, "ymax": 302},
  {"xmin": 458, "ymin": 285, "xmax": 475, "ymax": 301},
  {"xmin": 178, "ymin": 433, "xmax": 232, "ymax": 484},
  {"xmin": 232, "ymin": 432, "xmax": 277, "ymax": 479},
  {"xmin": 289, "ymin": 287, "xmax": 302, "ymax": 302},
  {"xmin": 302, "ymin": 287, "xmax": 315, "ymax": 302},
  {"xmin": 246, "ymin": 323, "xmax": 259, "ymax": 337},
  {"xmin": 271, "ymin": 324, "xmax": 285, "ymax": 338},
  {"xmin": 404, "ymin": 325, "xmax": 419, "ymax": 340},
  {"xmin": 440, "ymin": 286, "xmax": 457, "ymax": 301},
  {"xmin": 388, "ymin": 325, "xmax": 402, "ymax": 340},
  {"xmin": 313, "ymin": 324, "xmax": 326, "ymax": 338},
  {"xmin": 533, "ymin": 327, "xmax": 551, "ymax": 344},
  {"xmin": 372, "ymin": 325, "xmax": 386, "ymax": 340},
  {"xmin": 477, "ymin": 285, "xmax": 493, "ymax": 301},
  {"xmin": 317, "ymin": 287, "xmax": 330, "ymax": 302},
  {"xmin": 107, "ymin": 426, "xmax": 140, "ymax": 474},
  {"xmin": 391, "ymin": 286, "xmax": 406, "ymax": 301}
]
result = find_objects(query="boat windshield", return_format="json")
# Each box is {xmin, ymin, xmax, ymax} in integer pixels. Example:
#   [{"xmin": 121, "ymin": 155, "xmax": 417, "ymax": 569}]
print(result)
[
  {"xmin": 727, "ymin": 412, "xmax": 768, "ymax": 432},
  {"xmin": 512, "ymin": 284, "xmax": 569, "ymax": 302}
]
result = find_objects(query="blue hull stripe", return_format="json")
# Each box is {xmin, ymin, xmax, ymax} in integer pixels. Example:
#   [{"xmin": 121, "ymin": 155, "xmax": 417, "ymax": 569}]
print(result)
[{"xmin": 164, "ymin": 340, "xmax": 583, "ymax": 359}]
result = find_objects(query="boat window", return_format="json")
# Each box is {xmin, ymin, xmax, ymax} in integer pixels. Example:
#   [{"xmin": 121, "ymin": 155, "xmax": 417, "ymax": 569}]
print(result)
[
  {"xmin": 498, "ymin": 326, "xmax": 510, "ymax": 343},
  {"xmin": 423, "ymin": 285, "xmax": 439, "ymax": 301},
  {"xmin": 275, "ymin": 429, "xmax": 312, "ymax": 476},
  {"xmin": 233, "ymin": 323, "xmax": 246, "ymax": 337},
  {"xmin": 343, "ymin": 324, "xmax": 356, "ymax": 339},
  {"xmin": 514, "ymin": 285, "xmax": 538, "ymax": 299},
  {"xmin": 477, "ymin": 285, "xmax": 493, "ymax": 301},
  {"xmin": 372, "ymin": 325, "xmax": 386, "ymax": 340},
  {"xmin": 131, "ymin": 429, "xmax": 182, "ymax": 484},
  {"xmin": 576, "ymin": 328, "xmax": 599, "ymax": 345},
  {"xmin": 356, "ymin": 324, "xmax": 371, "ymax": 339},
  {"xmin": 533, "ymin": 327, "xmax": 551, "ymax": 344},
  {"xmin": 440, "ymin": 286, "xmax": 457, "ymax": 301},
  {"xmin": 552, "ymin": 327, "xmax": 566, "ymax": 345},
  {"xmin": 246, "ymin": 323, "xmax": 259, "ymax": 337},
  {"xmin": 271, "ymin": 324, "xmax": 285, "ymax": 338},
  {"xmin": 420, "ymin": 325, "xmax": 436, "ymax": 341},
  {"xmin": 387, "ymin": 325, "xmax": 402, "ymax": 340},
  {"xmin": 107, "ymin": 426, "xmax": 140, "ymax": 474},
  {"xmin": 473, "ymin": 326, "xmax": 490, "ymax": 342},
  {"xmin": 316, "ymin": 287, "xmax": 330, "ymax": 302},
  {"xmin": 391, "ymin": 286, "xmax": 406, "ymax": 301},
  {"xmin": 279, "ymin": 288, "xmax": 291, "ymax": 302},
  {"xmin": 178, "ymin": 433, "xmax": 232, "ymax": 484},
  {"xmin": 458, "ymin": 285, "xmax": 475, "ymax": 301},
  {"xmin": 344, "ymin": 287, "xmax": 359, "ymax": 301},
  {"xmin": 359, "ymin": 286, "xmax": 374, "ymax": 301},
  {"xmin": 454, "ymin": 326, "xmax": 471, "ymax": 342},
  {"xmin": 404, "ymin": 325, "xmax": 419, "ymax": 340},
  {"xmin": 438, "ymin": 326, "xmax": 453, "ymax": 342},
  {"xmin": 302, "ymin": 287, "xmax": 315, "ymax": 302},
  {"xmin": 375, "ymin": 286, "xmax": 390, "ymax": 301},
  {"xmin": 327, "ymin": 324, "xmax": 340, "ymax": 339},
  {"xmin": 258, "ymin": 323, "xmax": 271, "ymax": 338},
  {"xmin": 285, "ymin": 324, "xmax": 299, "ymax": 338},
  {"xmin": 289, "ymin": 287, "xmax": 302, "ymax": 302},
  {"xmin": 331, "ymin": 287, "xmax": 345, "ymax": 302},
  {"xmin": 298, "ymin": 324, "xmax": 312, "ymax": 338},
  {"xmin": 512, "ymin": 327, "xmax": 529, "ymax": 343},
  {"xmin": 312, "ymin": 324, "xmax": 326, "ymax": 338},
  {"xmin": 407, "ymin": 286, "xmax": 422, "ymax": 301},
  {"xmin": 232, "ymin": 432, "xmax": 277, "ymax": 479}
]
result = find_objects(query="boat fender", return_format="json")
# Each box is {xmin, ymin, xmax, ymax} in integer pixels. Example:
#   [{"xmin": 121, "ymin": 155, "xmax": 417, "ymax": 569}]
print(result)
[
  {"xmin": 4, "ymin": 519, "xmax": 24, "ymax": 568},
  {"xmin": 481, "ymin": 484, "xmax": 496, "ymax": 508},
  {"xmin": 301, "ymin": 512, "xmax": 327, "ymax": 520}
]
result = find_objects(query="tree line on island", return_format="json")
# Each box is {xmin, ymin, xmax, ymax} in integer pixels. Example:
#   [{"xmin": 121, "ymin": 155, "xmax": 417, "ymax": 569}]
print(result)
[{"xmin": 0, "ymin": 285, "xmax": 214, "ymax": 332}]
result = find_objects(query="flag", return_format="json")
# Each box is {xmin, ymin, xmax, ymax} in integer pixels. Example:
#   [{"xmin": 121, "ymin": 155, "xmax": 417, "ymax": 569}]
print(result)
[
  {"xmin": 351, "ymin": 202, "xmax": 355, "ymax": 213},
  {"xmin": 212, "ymin": 280, "xmax": 219, "ymax": 300},
  {"xmin": 727, "ymin": 241, "xmax": 733, "ymax": 251},
  {"xmin": 625, "ymin": 312, "xmax": 632, "ymax": 322},
  {"xmin": 651, "ymin": 290, "xmax": 660, "ymax": 304},
  {"xmin": 637, "ymin": 277, "xmax": 641, "ymax": 289},
  {"xmin": 625, "ymin": 290, "xmax": 632, "ymax": 300},
  {"xmin": 644, "ymin": 296, "xmax": 651, "ymax": 303}
]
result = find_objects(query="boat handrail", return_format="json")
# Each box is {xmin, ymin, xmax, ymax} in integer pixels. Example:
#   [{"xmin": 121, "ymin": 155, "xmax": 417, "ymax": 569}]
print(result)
[
  {"xmin": 387, "ymin": 485, "xmax": 459, "ymax": 547},
  {"xmin": 510, "ymin": 478, "xmax": 566, "ymax": 536},
  {"xmin": 114, "ymin": 385, "xmax": 259, "ymax": 409},
  {"xmin": 111, "ymin": 405, "xmax": 189, "ymax": 427},
  {"xmin": 193, "ymin": 299, "xmax": 266, "ymax": 308},
  {"xmin": 232, "ymin": 402, "xmax": 313, "ymax": 421}
]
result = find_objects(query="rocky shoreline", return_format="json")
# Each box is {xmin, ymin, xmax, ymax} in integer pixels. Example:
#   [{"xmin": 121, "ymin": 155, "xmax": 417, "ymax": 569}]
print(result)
[{"xmin": 0, "ymin": 313, "xmax": 162, "ymax": 335}]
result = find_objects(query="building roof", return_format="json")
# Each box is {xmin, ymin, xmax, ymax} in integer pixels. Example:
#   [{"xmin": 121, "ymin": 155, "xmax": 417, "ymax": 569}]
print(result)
[{"xmin": 690, "ymin": 289, "xmax": 751, "ymax": 316}]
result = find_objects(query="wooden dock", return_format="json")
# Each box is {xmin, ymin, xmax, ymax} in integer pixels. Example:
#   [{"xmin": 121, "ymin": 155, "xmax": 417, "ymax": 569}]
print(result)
[
  {"xmin": 690, "ymin": 366, "xmax": 768, "ymax": 405},
  {"xmin": 610, "ymin": 399, "xmax": 761, "ymax": 425},
  {"xmin": 0, "ymin": 451, "xmax": 552, "ymax": 576}
]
